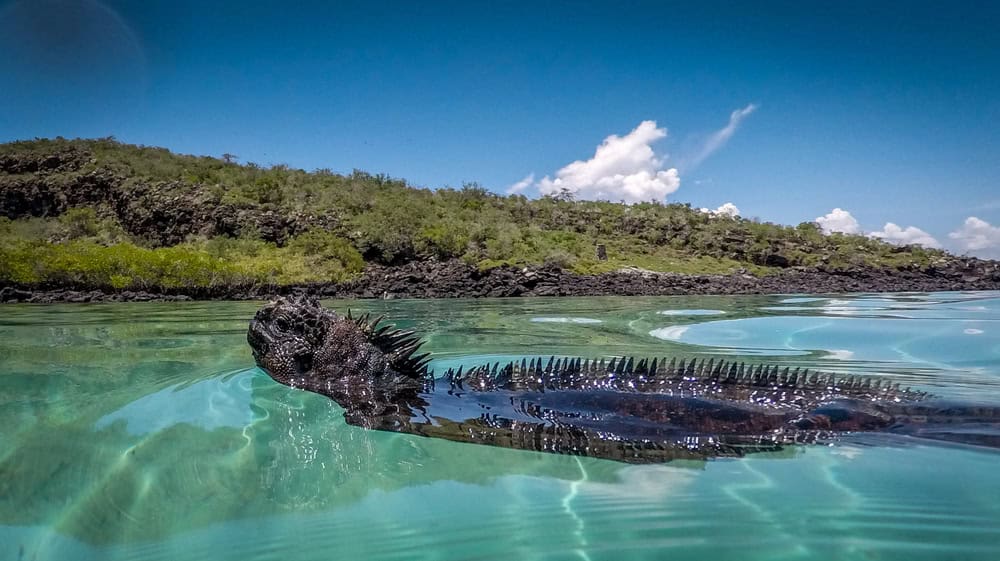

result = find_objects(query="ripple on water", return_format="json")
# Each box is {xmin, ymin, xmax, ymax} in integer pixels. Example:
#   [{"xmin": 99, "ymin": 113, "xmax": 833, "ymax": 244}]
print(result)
[
  {"xmin": 530, "ymin": 317, "xmax": 603, "ymax": 324},
  {"xmin": 657, "ymin": 309, "xmax": 726, "ymax": 316},
  {"xmin": 95, "ymin": 369, "xmax": 257, "ymax": 436},
  {"xmin": 654, "ymin": 315, "xmax": 1000, "ymax": 365},
  {"xmin": 7, "ymin": 443, "xmax": 999, "ymax": 561},
  {"xmin": 778, "ymin": 297, "xmax": 828, "ymax": 304},
  {"xmin": 1, "ymin": 294, "xmax": 999, "ymax": 561}
]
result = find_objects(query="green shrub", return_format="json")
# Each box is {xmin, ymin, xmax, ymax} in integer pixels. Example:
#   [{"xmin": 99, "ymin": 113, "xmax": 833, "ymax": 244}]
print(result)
[
  {"xmin": 0, "ymin": 234, "xmax": 367, "ymax": 290},
  {"xmin": 0, "ymin": 138, "xmax": 954, "ymax": 283},
  {"xmin": 0, "ymin": 241, "xmax": 43, "ymax": 283},
  {"xmin": 284, "ymin": 230, "xmax": 365, "ymax": 281},
  {"xmin": 58, "ymin": 208, "xmax": 100, "ymax": 239}
]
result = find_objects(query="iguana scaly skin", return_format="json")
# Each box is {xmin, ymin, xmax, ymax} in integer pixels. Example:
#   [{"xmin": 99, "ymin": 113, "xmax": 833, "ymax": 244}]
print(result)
[{"xmin": 247, "ymin": 297, "xmax": 1000, "ymax": 463}]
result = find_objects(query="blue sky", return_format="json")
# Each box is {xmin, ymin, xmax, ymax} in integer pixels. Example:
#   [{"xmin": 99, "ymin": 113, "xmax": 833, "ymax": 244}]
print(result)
[{"xmin": 1, "ymin": 0, "xmax": 998, "ymax": 256}]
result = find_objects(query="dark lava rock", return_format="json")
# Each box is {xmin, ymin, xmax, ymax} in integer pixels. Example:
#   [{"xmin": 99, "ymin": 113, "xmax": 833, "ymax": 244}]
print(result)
[
  {"xmin": 0, "ymin": 161, "xmax": 339, "ymax": 245},
  {"xmin": 0, "ymin": 170, "xmax": 120, "ymax": 219},
  {"xmin": 308, "ymin": 258, "xmax": 1000, "ymax": 301},
  {"xmin": 0, "ymin": 287, "xmax": 32, "ymax": 303},
  {"xmin": 0, "ymin": 147, "xmax": 91, "ymax": 175},
  {"xmin": 5, "ymin": 256, "xmax": 1000, "ymax": 304},
  {"xmin": 762, "ymin": 253, "xmax": 790, "ymax": 268}
]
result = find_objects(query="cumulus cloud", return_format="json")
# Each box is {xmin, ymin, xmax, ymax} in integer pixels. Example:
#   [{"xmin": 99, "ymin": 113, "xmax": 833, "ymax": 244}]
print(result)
[
  {"xmin": 870, "ymin": 223, "xmax": 941, "ymax": 248},
  {"xmin": 515, "ymin": 106, "xmax": 757, "ymax": 203},
  {"xmin": 698, "ymin": 202, "xmax": 740, "ymax": 217},
  {"xmin": 949, "ymin": 216, "xmax": 1000, "ymax": 258},
  {"xmin": 815, "ymin": 208, "xmax": 944, "ymax": 250},
  {"xmin": 815, "ymin": 208, "xmax": 861, "ymax": 234},
  {"xmin": 536, "ymin": 120, "xmax": 680, "ymax": 204},
  {"xmin": 506, "ymin": 173, "xmax": 534, "ymax": 194},
  {"xmin": 685, "ymin": 103, "xmax": 758, "ymax": 170},
  {"xmin": 714, "ymin": 202, "xmax": 741, "ymax": 217}
]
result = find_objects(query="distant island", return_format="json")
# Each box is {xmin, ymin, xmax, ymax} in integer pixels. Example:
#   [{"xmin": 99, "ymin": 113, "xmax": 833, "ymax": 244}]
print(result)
[{"xmin": 1, "ymin": 138, "xmax": 998, "ymax": 303}]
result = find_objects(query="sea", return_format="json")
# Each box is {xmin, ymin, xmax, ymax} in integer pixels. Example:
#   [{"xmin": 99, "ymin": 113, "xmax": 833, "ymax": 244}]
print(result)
[{"xmin": 1, "ymin": 292, "xmax": 999, "ymax": 560}]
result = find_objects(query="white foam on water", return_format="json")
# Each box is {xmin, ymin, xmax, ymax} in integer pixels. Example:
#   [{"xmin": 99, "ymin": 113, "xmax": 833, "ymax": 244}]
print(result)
[
  {"xmin": 823, "ymin": 349, "xmax": 855, "ymax": 360},
  {"xmin": 530, "ymin": 317, "xmax": 603, "ymax": 324},
  {"xmin": 964, "ymin": 328, "xmax": 984, "ymax": 335},
  {"xmin": 657, "ymin": 309, "xmax": 726, "ymax": 316},
  {"xmin": 830, "ymin": 446, "xmax": 864, "ymax": 460},
  {"xmin": 648, "ymin": 326, "xmax": 689, "ymax": 341}
]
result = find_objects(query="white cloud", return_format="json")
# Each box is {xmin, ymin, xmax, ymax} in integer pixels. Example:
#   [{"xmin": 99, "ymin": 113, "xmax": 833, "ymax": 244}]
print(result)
[
  {"xmin": 519, "ymin": 106, "xmax": 757, "ymax": 203},
  {"xmin": 815, "ymin": 208, "xmax": 861, "ymax": 234},
  {"xmin": 815, "ymin": 208, "xmax": 944, "ymax": 250},
  {"xmin": 870, "ymin": 223, "xmax": 941, "ymax": 249},
  {"xmin": 536, "ymin": 120, "xmax": 680, "ymax": 204},
  {"xmin": 685, "ymin": 103, "xmax": 758, "ymax": 170},
  {"xmin": 714, "ymin": 202, "xmax": 740, "ymax": 217},
  {"xmin": 698, "ymin": 202, "xmax": 740, "ymax": 217},
  {"xmin": 506, "ymin": 173, "xmax": 534, "ymax": 194},
  {"xmin": 948, "ymin": 216, "xmax": 1000, "ymax": 258}
]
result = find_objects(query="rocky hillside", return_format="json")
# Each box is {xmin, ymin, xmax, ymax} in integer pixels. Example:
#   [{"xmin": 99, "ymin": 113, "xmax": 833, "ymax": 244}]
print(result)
[
  {"xmin": 1, "ymin": 137, "xmax": 998, "ymax": 301},
  {"xmin": 0, "ymin": 144, "xmax": 334, "ymax": 245}
]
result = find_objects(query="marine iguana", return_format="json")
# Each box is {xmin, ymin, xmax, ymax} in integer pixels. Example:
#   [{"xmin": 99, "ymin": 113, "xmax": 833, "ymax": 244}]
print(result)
[{"xmin": 247, "ymin": 297, "xmax": 1000, "ymax": 463}]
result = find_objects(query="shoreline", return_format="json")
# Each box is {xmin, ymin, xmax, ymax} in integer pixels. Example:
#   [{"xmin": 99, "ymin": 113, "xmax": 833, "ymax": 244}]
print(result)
[{"xmin": 4, "ymin": 260, "xmax": 999, "ymax": 303}]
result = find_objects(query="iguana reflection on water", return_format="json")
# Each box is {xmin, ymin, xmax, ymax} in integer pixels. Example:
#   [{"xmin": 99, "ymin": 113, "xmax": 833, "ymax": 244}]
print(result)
[{"xmin": 247, "ymin": 297, "xmax": 1000, "ymax": 463}]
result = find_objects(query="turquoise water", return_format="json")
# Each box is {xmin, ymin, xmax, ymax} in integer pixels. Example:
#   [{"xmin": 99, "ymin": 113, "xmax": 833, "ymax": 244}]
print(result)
[{"xmin": 2, "ymin": 292, "xmax": 999, "ymax": 560}]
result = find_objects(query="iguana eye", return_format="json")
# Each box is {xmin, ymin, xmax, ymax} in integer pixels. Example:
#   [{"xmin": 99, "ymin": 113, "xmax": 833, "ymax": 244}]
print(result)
[{"xmin": 275, "ymin": 318, "xmax": 291, "ymax": 332}]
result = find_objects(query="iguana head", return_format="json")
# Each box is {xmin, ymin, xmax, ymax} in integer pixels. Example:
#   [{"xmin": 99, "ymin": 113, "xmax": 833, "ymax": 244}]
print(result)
[
  {"xmin": 248, "ymin": 296, "xmax": 432, "ymax": 388},
  {"xmin": 248, "ymin": 296, "xmax": 333, "ymax": 383}
]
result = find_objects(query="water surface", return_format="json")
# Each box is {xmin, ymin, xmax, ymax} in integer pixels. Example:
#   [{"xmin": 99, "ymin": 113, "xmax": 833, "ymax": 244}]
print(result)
[{"xmin": 2, "ymin": 292, "xmax": 999, "ymax": 560}]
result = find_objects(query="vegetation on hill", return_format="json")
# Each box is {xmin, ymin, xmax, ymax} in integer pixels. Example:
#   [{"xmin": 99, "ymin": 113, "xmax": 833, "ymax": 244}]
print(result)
[{"xmin": 0, "ymin": 137, "xmax": 948, "ymax": 291}]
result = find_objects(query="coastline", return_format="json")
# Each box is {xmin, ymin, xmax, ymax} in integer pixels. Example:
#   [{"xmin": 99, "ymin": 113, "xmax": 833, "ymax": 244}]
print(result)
[
  {"xmin": 4, "ymin": 259, "xmax": 999, "ymax": 303},
  {"xmin": 6, "ymin": 142, "xmax": 997, "ymax": 305}
]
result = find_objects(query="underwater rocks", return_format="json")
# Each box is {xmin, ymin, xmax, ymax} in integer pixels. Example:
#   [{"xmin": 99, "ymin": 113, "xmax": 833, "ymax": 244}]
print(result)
[{"xmin": 4, "ymin": 258, "xmax": 1000, "ymax": 303}]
